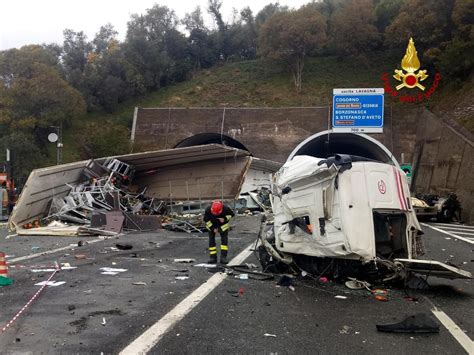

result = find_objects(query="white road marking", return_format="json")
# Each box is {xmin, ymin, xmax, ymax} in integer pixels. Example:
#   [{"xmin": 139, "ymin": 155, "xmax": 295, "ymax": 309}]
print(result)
[
  {"xmin": 8, "ymin": 238, "xmax": 105, "ymax": 263},
  {"xmin": 120, "ymin": 243, "xmax": 255, "ymax": 355},
  {"xmin": 422, "ymin": 223, "xmax": 474, "ymax": 245},
  {"xmin": 432, "ymin": 308, "xmax": 474, "ymax": 354},
  {"xmin": 432, "ymin": 226, "xmax": 474, "ymax": 232},
  {"xmin": 443, "ymin": 230, "xmax": 474, "ymax": 236},
  {"xmin": 431, "ymin": 223, "xmax": 474, "ymax": 229}
]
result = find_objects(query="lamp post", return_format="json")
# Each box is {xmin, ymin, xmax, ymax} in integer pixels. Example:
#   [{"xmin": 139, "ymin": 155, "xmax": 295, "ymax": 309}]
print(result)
[{"xmin": 48, "ymin": 125, "xmax": 63, "ymax": 165}]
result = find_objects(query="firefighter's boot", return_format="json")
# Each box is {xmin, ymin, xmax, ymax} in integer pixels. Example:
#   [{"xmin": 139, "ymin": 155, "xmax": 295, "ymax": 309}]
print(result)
[
  {"xmin": 220, "ymin": 254, "xmax": 228, "ymax": 264},
  {"xmin": 208, "ymin": 254, "xmax": 217, "ymax": 264},
  {"xmin": 220, "ymin": 243, "xmax": 229, "ymax": 264}
]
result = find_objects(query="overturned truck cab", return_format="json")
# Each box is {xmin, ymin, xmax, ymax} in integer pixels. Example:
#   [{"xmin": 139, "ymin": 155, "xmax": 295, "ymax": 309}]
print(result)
[{"xmin": 261, "ymin": 131, "xmax": 471, "ymax": 281}]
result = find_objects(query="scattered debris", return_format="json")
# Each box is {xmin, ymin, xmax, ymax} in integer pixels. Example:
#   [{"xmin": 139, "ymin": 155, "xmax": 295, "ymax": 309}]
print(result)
[
  {"xmin": 34, "ymin": 281, "xmax": 66, "ymax": 287},
  {"xmin": 339, "ymin": 325, "xmax": 351, "ymax": 334},
  {"xmin": 101, "ymin": 317, "xmax": 107, "ymax": 326},
  {"xmin": 372, "ymin": 289, "xmax": 389, "ymax": 302},
  {"xmin": 31, "ymin": 266, "xmax": 76, "ymax": 272},
  {"xmin": 406, "ymin": 276, "xmax": 430, "ymax": 290},
  {"xmin": 227, "ymin": 287, "xmax": 245, "ymax": 297},
  {"xmin": 74, "ymin": 254, "xmax": 87, "ymax": 260},
  {"xmin": 277, "ymin": 275, "xmax": 294, "ymax": 287},
  {"xmin": 0, "ymin": 277, "xmax": 13, "ymax": 286},
  {"xmin": 175, "ymin": 276, "xmax": 189, "ymax": 281},
  {"xmin": 264, "ymin": 333, "xmax": 277, "ymax": 338},
  {"xmin": 100, "ymin": 267, "xmax": 127, "ymax": 275},
  {"xmin": 376, "ymin": 313, "xmax": 440, "ymax": 333},
  {"xmin": 403, "ymin": 296, "xmax": 419, "ymax": 302},
  {"xmin": 334, "ymin": 295, "xmax": 347, "ymax": 300},
  {"xmin": 116, "ymin": 243, "xmax": 133, "ymax": 250},
  {"xmin": 174, "ymin": 258, "xmax": 196, "ymax": 263},
  {"xmin": 132, "ymin": 282, "xmax": 147, "ymax": 286},
  {"xmin": 227, "ymin": 290, "xmax": 240, "ymax": 297},
  {"xmin": 194, "ymin": 263, "xmax": 217, "ymax": 268},
  {"xmin": 235, "ymin": 274, "xmax": 249, "ymax": 280},
  {"xmin": 345, "ymin": 278, "xmax": 371, "ymax": 290}
]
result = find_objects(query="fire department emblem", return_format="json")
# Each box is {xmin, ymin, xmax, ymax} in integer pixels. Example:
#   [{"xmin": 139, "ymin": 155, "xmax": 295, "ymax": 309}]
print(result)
[
  {"xmin": 378, "ymin": 180, "xmax": 386, "ymax": 194},
  {"xmin": 393, "ymin": 38, "xmax": 428, "ymax": 91}
]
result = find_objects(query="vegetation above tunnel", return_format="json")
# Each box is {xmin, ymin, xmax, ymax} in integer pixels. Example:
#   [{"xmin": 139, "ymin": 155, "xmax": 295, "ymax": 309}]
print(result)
[{"xmin": 0, "ymin": 0, "xmax": 472, "ymax": 183}]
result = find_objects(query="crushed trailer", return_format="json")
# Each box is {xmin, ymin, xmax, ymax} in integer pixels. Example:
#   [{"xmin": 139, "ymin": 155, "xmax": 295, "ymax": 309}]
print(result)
[{"xmin": 9, "ymin": 144, "xmax": 252, "ymax": 236}]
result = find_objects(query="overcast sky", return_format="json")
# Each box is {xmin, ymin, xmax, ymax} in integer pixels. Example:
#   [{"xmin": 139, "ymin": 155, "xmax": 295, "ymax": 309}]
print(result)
[{"xmin": 0, "ymin": 0, "xmax": 311, "ymax": 50}]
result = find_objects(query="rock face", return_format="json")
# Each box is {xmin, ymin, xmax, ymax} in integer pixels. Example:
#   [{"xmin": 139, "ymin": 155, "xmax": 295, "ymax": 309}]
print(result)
[{"xmin": 132, "ymin": 106, "xmax": 474, "ymax": 222}]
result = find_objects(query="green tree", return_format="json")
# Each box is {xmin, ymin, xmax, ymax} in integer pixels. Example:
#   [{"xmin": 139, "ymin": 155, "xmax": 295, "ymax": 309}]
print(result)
[
  {"xmin": 255, "ymin": 3, "xmax": 288, "ymax": 29},
  {"xmin": 0, "ymin": 46, "xmax": 86, "ymax": 176},
  {"xmin": 375, "ymin": 0, "xmax": 404, "ymax": 32},
  {"xmin": 329, "ymin": 0, "xmax": 380, "ymax": 56},
  {"xmin": 259, "ymin": 6, "xmax": 327, "ymax": 91},
  {"xmin": 385, "ymin": 0, "xmax": 455, "ymax": 48},
  {"xmin": 1, "ymin": 131, "xmax": 43, "ymax": 182},
  {"xmin": 78, "ymin": 122, "xmax": 130, "ymax": 158},
  {"xmin": 208, "ymin": 0, "xmax": 231, "ymax": 61},
  {"xmin": 230, "ymin": 7, "xmax": 258, "ymax": 60},
  {"xmin": 431, "ymin": 0, "xmax": 474, "ymax": 80},
  {"xmin": 0, "ymin": 46, "xmax": 85, "ymax": 131},
  {"xmin": 124, "ymin": 5, "xmax": 184, "ymax": 91},
  {"xmin": 183, "ymin": 7, "xmax": 217, "ymax": 74}
]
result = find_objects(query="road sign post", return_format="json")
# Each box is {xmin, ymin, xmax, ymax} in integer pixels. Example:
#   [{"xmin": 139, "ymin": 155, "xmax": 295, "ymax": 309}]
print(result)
[{"xmin": 332, "ymin": 88, "xmax": 384, "ymax": 133}]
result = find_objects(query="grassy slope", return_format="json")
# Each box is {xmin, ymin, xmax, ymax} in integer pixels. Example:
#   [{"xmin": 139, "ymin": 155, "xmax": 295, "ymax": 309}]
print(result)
[{"xmin": 62, "ymin": 50, "xmax": 472, "ymax": 162}]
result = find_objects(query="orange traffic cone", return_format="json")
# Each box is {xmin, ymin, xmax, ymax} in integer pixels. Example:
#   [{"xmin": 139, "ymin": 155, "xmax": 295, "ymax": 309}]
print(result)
[{"xmin": 0, "ymin": 252, "xmax": 8, "ymax": 278}]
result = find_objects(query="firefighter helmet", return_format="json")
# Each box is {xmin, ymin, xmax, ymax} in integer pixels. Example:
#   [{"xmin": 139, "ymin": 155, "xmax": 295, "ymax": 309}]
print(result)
[{"xmin": 210, "ymin": 200, "xmax": 223, "ymax": 215}]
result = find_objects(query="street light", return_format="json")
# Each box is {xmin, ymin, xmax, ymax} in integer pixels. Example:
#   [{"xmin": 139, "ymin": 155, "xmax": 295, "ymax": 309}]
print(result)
[{"xmin": 48, "ymin": 125, "xmax": 63, "ymax": 165}]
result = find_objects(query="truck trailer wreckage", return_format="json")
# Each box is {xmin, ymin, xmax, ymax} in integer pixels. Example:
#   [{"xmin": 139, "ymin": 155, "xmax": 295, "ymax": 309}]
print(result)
[
  {"xmin": 257, "ymin": 131, "xmax": 472, "ymax": 282},
  {"xmin": 8, "ymin": 144, "xmax": 271, "ymax": 235}
]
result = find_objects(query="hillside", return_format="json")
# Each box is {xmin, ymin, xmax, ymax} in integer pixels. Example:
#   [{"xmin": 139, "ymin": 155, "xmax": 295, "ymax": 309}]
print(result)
[{"xmin": 63, "ymin": 51, "xmax": 473, "ymax": 162}]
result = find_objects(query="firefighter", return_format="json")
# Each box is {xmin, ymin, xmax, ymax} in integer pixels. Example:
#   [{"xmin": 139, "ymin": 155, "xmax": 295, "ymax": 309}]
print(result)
[{"xmin": 203, "ymin": 200, "xmax": 234, "ymax": 264}]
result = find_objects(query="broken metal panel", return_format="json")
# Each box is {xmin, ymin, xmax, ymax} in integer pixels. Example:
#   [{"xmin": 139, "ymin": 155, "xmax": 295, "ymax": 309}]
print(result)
[
  {"xmin": 112, "ymin": 144, "xmax": 249, "ymax": 173},
  {"xmin": 135, "ymin": 156, "xmax": 251, "ymax": 200},
  {"xmin": 395, "ymin": 259, "xmax": 472, "ymax": 279},
  {"xmin": 10, "ymin": 144, "xmax": 251, "ymax": 230},
  {"xmin": 241, "ymin": 157, "xmax": 282, "ymax": 194},
  {"xmin": 9, "ymin": 160, "xmax": 90, "ymax": 230}
]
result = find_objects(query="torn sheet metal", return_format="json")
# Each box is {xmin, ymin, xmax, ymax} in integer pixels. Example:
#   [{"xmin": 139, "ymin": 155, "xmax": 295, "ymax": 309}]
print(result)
[
  {"xmin": 9, "ymin": 160, "xmax": 90, "ymax": 230},
  {"xmin": 394, "ymin": 259, "xmax": 472, "ymax": 279},
  {"xmin": 10, "ymin": 144, "xmax": 251, "ymax": 231},
  {"xmin": 240, "ymin": 157, "xmax": 282, "ymax": 194},
  {"xmin": 16, "ymin": 225, "xmax": 118, "ymax": 237},
  {"xmin": 136, "ymin": 156, "xmax": 251, "ymax": 200}
]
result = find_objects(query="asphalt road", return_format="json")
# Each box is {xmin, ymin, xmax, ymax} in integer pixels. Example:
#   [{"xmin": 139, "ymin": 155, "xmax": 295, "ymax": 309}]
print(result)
[{"xmin": 0, "ymin": 217, "xmax": 472, "ymax": 354}]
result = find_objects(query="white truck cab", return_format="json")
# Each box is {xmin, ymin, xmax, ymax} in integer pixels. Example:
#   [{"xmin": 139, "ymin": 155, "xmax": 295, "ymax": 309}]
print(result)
[{"xmin": 263, "ymin": 131, "xmax": 471, "ymax": 281}]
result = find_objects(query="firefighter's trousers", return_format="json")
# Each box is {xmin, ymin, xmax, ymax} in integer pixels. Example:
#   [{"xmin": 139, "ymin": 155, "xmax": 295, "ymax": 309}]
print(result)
[{"xmin": 208, "ymin": 230, "xmax": 228, "ymax": 257}]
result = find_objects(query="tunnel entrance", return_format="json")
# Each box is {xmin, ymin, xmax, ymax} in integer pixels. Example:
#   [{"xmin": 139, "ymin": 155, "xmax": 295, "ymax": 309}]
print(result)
[
  {"xmin": 287, "ymin": 131, "xmax": 397, "ymax": 165},
  {"xmin": 174, "ymin": 133, "xmax": 250, "ymax": 153}
]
